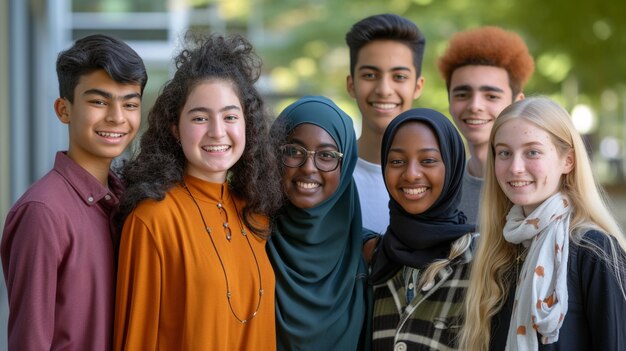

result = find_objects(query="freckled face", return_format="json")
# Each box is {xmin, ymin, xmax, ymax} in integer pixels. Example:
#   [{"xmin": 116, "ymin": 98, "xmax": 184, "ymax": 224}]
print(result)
[
  {"xmin": 384, "ymin": 122, "xmax": 445, "ymax": 215},
  {"xmin": 493, "ymin": 118, "xmax": 574, "ymax": 215},
  {"xmin": 282, "ymin": 124, "xmax": 341, "ymax": 209}
]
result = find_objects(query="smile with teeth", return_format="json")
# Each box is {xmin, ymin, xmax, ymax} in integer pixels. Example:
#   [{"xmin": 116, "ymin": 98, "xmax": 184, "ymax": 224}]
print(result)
[
  {"xmin": 97, "ymin": 131, "xmax": 126, "ymax": 138},
  {"xmin": 202, "ymin": 145, "xmax": 230, "ymax": 152},
  {"xmin": 509, "ymin": 181, "xmax": 532, "ymax": 187},
  {"xmin": 296, "ymin": 181, "xmax": 320, "ymax": 189},
  {"xmin": 402, "ymin": 187, "xmax": 427, "ymax": 195},
  {"xmin": 464, "ymin": 119, "xmax": 489, "ymax": 125},
  {"xmin": 371, "ymin": 102, "xmax": 399, "ymax": 110}
]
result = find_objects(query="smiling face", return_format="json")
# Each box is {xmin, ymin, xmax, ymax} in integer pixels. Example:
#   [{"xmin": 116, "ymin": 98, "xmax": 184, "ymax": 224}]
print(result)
[
  {"xmin": 493, "ymin": 118, "xmax": 574, "ymax": 215},
  {"xmin": 55, "ymin": 69, "xmax": 142, "ymax": 169},
  {"xmin": 176, "ymin": 80, "xmax": 246, "ymax": 183},
  {"xmin": 282, "ymin": 123, "xmax": 341, "ymax": 209},
  {"xmin": 448, "ymin": 65, "xmax": 523, "ymax": 149},
  {"xmin": 347, "ymin": 40, "xmax": 424, "ymax": 137},
  {"xmin": 384, "ymin": 121, "xmax": 445, "ymax": 215}
]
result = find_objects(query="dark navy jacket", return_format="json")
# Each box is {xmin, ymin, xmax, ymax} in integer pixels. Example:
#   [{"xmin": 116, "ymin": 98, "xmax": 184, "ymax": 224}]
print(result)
[{"xmin": 491, "ymin": 230, "xmax": 626, "ymax": 351}]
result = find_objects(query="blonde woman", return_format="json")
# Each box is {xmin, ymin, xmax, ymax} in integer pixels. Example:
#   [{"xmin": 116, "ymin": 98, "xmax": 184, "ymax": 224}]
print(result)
[{"xmin": 460, "ymin": 96, "xmax": 626, "ymax": 350}]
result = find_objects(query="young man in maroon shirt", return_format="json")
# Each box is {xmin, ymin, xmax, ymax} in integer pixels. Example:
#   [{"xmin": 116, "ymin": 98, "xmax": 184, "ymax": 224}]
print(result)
[{"xmin": 1, "ymin": 34, "xmax": 147, "ymax": 351}]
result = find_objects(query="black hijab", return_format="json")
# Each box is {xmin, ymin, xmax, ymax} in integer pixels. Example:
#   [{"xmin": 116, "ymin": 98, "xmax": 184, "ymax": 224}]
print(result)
[{"xmin": 369, "ymin": 108, "xmax": 475, "ymax": 284}]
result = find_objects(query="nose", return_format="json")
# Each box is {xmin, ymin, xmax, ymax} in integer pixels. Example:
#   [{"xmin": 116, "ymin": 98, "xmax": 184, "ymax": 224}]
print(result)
[
  {"xmin": 299, "ymin": 152, "xmax": 317, "ymax": 173},
  {"xmin": 468, "ymin": 95, "xmax": 484, "ymax": 113},
  {"xmin": 207, "ymin": 117, "xmax": 226, "ymax": 138},
  {"xmin": 403, "ymin": 160, "xmax": 423, "ymax": 181},
  {"xmin": 105, "ymin": 103, "xmax": 125, "ymax": 124},
  {"xmin": 375, "ymin": 77, "xmax": 393, "ymax": 97},
  {"xmin": 510, "ymin": 153, "xmax": 525, "ymax": 174}
]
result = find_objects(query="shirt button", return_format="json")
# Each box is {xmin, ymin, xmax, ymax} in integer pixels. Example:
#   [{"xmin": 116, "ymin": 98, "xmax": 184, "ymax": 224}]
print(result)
[
  {"xmin": 88, "ymin": 196, "xmax": 94, "ymax": 203},
  {"xmin": 394, "ymin": 342, "xmax": 407, "ymax": 351},
  {"xmin": 105, "ymin": 194, "xmax": 112, "ymax": 201}
]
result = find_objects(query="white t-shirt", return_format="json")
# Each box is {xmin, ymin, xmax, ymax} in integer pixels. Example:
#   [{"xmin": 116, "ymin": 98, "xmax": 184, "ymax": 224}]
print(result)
[{"xmin": 353, "ymin": 157, "xmax": 389, "ymax": 234}]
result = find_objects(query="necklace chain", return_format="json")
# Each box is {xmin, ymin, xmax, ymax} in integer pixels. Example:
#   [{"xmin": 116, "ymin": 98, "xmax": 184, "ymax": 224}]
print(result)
[
  {"xmin": 183, "ymin": 182, "xmax": 263, "ymax": 324},
  {"xmin": 515, "ymin": 244, "xmax": 529, "ymax": 276},
  {"xmin": 516, "ymin": 244, "xmax": 529, "ymax": 263}
]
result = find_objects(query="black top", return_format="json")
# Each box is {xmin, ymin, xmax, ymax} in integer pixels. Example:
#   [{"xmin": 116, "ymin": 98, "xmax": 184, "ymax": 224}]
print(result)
[{"xmin": 490, "ymin": 230, "xmax": 626, "ymax": 351}]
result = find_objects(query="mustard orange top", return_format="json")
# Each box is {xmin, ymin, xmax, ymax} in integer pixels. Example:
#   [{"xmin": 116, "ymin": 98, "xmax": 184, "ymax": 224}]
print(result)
[{"xmin": 114, "ymin": 175, "xmax": 275, "ymax": 350}]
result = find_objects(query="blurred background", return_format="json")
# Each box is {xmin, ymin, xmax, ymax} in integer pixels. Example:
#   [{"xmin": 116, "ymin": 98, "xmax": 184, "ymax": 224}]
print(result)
[{"xmin": 1, "ymin": 0, "xmax": 625, "ymax": 348}]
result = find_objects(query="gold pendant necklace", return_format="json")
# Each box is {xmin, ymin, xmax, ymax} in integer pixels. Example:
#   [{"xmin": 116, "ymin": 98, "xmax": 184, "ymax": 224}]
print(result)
[
  {"xmin": 515, "ymin": 244, "xmax": 529, "ymax": 278},
  {"xmin": 183, "ymin": 182, "xmax": 264, "ymax": 324}
]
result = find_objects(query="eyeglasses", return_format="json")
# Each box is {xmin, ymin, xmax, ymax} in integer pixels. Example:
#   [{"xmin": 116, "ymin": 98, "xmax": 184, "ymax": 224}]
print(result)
[{"xmin": 279, "ymin": 144, "xmax": 343, "ymax": 172}]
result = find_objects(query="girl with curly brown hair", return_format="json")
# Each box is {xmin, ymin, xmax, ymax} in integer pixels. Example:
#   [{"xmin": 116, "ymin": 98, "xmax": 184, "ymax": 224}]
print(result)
[{"xmin": 113, "ymin": 33, "xmax": 283, "ymax": 350}]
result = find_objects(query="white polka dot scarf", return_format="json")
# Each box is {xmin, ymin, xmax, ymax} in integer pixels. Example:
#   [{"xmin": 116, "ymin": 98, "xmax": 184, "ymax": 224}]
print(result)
[{"xmin": 503, "ymin": 192, "xmax": 571, "ymax": 350}]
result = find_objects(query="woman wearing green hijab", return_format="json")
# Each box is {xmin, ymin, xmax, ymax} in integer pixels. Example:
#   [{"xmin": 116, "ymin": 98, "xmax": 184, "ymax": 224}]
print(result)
[{"xmin": 267, "ymin": 96, "xmax": 370, "ymax": 350}]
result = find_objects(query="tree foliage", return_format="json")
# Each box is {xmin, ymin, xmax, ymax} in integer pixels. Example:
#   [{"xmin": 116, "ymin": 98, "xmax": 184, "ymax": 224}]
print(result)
[{"xmin": 250, "ymin": 0, "xmax": 626, "ymax": 125}]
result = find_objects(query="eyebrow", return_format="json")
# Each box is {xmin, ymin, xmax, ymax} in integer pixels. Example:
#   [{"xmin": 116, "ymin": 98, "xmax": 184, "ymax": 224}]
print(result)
[
  {"xmin": 82, "ymin": 89, "xmax": 141, "ymax": 100},
  {"xmin": 186, "ymin": 105, "xmax": 242, "ymax": 114},
  {"xmin": 494, "ymin": 141, "xmax": 544, "ymax": 148},
  {"xmin": 288, "ymin": 137, "xmax": 338, "ymax": 150},
  {"xmin": 451, "ymin": 84, "xmax": 505, "ymax": 93},
  {"xmin": 388, "ymin": 147, "xmax": 440, "ymax": 154},
  {"xmin": 357, "ymin": 65, "xmax": 413, "ymax": 72}
]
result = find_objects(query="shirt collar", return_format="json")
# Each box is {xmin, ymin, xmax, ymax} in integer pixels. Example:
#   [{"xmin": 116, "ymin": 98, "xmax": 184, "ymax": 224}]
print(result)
[{"xmin": 53, "ymin": 151, "xmax": 123, "ymax": 208}]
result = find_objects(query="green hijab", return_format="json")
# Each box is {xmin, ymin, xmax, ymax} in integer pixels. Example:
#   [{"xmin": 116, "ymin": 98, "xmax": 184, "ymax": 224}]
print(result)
[{"xmin": 267, "ymin": 96, "xmax": 368, "ymax": 351}]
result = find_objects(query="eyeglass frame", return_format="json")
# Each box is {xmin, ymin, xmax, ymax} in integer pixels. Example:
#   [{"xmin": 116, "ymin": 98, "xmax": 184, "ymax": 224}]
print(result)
[{"xmin": 279, "ymin": 144, "xmax": 343, "ymax": 172}]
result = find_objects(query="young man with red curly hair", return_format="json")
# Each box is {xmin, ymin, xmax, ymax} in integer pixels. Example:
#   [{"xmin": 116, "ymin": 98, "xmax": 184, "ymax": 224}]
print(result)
[{"xmin": 438, "ymin": 26, "xmax": 535, "ymax": 223}]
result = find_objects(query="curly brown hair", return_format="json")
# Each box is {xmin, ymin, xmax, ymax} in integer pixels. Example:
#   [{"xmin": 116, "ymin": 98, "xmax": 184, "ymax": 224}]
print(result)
[
  {"xmin": 117, "ymin": 32, "xmax": 283, "ymax": 237},
  {"xmin": 437, "ymin": 26, "xmax": 534, "ymax": 96}
]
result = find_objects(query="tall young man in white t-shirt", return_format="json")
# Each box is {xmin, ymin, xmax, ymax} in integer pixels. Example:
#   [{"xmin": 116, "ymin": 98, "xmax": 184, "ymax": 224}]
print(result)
[
  {"xmin": 437, "ymin": 26, "xmax": 535, "ymax": 224},
  {"xmin": 345, "ymin": 14, "xmax": 425, "ymax": 237}
]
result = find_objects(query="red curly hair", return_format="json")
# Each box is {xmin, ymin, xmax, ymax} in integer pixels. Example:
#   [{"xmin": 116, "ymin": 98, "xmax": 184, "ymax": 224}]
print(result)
[{"xmin": 438, "ymin": 26, "xmax": 534, "ymax": 96}]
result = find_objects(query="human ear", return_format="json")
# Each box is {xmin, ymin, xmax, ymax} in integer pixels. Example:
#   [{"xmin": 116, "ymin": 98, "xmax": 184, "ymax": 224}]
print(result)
[
  {"xmin": 412, "ymin": 76, "xmax": 425, "ymax": 100},
  {"xmin": 171, "ymin": 125, "xmax": 180, "ymax": 143},
  {"xmin": 346, "ymin": 75, "xmax": 356, "ymax": 98},
  {"xmin": 54, "ymin": 98, "xmax": 70, "ymax": 124},
  {"xmin": 562, "ymin": 149, "xmax": 575, "ymax": 174}
]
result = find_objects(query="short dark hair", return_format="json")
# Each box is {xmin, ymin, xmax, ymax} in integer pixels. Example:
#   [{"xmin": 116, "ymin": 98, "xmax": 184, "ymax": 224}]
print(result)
[
  {"xmin": 345, "ymin": 13, "xmax": 426, "ymax": 77},
  {"xmin": 56, "ymin": 34, "xmax": 148, "ymax": 102}
]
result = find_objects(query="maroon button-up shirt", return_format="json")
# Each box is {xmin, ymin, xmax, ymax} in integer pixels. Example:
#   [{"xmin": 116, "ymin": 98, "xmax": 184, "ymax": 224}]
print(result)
[{"xmin": 2, "ymin": 151, "xmax": 123, "ymax": 351}]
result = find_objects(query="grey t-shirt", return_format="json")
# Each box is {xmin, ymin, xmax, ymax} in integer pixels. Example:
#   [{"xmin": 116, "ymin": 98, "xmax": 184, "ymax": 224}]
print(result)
[{"xmin": 458, "ymin": 164, "xmax": 483, "ymax": 226}]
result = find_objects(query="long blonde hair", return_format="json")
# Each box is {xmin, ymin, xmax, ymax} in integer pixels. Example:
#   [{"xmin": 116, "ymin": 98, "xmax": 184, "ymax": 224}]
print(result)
[
  {"xmin": 459, "ymin": 96, "xmax": 626, "ymax": 350},
  {"xmin": 417, "ymin": 233, "xmax": 474, "ymax": 291}
]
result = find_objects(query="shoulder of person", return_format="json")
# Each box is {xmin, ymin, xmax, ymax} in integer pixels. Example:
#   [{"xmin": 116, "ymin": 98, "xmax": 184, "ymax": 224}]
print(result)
[
  {"xmin": 573, "ymin": 227, "xmax": 617, "ymax": 252},
  {"xmin": 570, "ymin": 227, "xmax": 626, "ymax": 269},
  {"xmin": 5, "ymin": 168, "xmax": 83, "ymax": 229},
  {"xmin": 468, "ymin": 232, "xmax": 480, "ymax": 251},
  {"xmin": 456, "ymin": 232, "xmax": 480, "ymax": 264}
]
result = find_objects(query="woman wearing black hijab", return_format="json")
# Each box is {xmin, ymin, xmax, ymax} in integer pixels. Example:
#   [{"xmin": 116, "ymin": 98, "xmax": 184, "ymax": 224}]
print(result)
[{"xmin": 369, "ymin": 108, "xmax": 477, "ymax": 350}]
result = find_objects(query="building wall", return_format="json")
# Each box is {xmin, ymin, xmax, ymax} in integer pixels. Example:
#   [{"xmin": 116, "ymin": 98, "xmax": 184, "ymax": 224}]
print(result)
[
  {"xmin": 1, "ymin": 0, "xmax": 9, "ymax": 346},
  {"xmin": 1, "ymin": 0, "xmax": 11, "ymax": 231}
]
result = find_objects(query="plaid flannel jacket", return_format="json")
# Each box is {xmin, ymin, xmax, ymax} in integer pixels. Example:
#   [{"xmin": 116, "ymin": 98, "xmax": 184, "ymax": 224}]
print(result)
[{"xmin": 371, "ymin": 233, "xmax": 477, "ymax": 351}]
